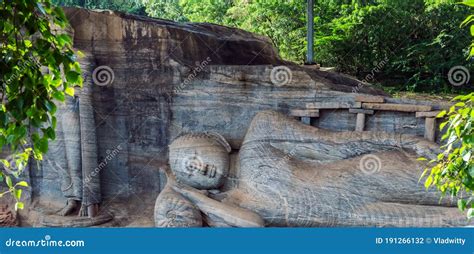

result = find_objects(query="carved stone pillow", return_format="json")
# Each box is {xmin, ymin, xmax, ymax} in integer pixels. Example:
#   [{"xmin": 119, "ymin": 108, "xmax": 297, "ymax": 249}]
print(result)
[
  {"xmin": 169, "ymin": 132, "xmax": 231, "ymax": 189},
  {"xmin": 154, "ymin": 187, "xmax": 202, "ymax": 227}
]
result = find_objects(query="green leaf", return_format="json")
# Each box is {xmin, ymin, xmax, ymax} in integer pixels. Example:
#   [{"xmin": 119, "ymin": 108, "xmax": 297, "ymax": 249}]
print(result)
[
  {"xmin": 56, "ymin": 34, "xmax": 72, "ymax": 47},
  {"xmin": 66, "ymin": 71, "xmax": 81, "ymax": 84},
  {"xmin": 24, "ymin": 40, "xmax": 32, "ymax": 48},
  {"xmin": 52, "ymin": 91, "xmax": 65, "ymax": 101},
  {"xmin": 14, "ymin": 202, "xmax": 24, "ymax": 211},
  {"xmin": 458, "ymin": 199, "xmax": 467, "ymax": 211},
  {"xmin": 468, "ymin": 208, "xmax": 474, "ymax": 219},
  {"xmin": 43, "ymin": 127, "xmax": 56, "ymax": 140},
  {"xmin": 5, "ymin": 176, "xmax": 12, "ymax": 188},
  {"xmin": 425, "ymin": 176, "xmax": 433, "ymax": 189},
  {"xmin": 461, "ymin": 0, "xmax": 474, "ymax": 8},
  {"xmin": 35, "ymin": 138, "xmax": 49, "ymax": 154},
  {"xmin": 463, "ymin": 151, "xmax": 472, "ymax": 162},
  {"xmin": 44, "ymin": 101, "xmax": 57, "ymax": 114},
  {"xmin": 65, "ymin": 87, "xmax": 75, "ymax": 97},
  {"xmin": 436, "ymin": 111, "xmax": 447, "ymax": 118},
  {"xmin": 419, "ymin": 168, "xmax": 429, "ymax": 183},
  {"xmin": 16, "ymin": 181, "xmax": 28, "ymax": 187},
  {"xmin": 15, "ymin": 189, "xmax": 22, "ymax": 200}
]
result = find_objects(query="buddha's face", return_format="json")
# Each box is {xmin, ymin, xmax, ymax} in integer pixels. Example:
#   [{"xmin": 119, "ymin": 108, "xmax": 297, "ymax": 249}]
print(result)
[
  {"xmin": 171, "ymin": 147, "xmax": 229, "ymax": 190},
  {"xmin": 184, "ymin": 154, "xmax": 218, "ymax": 179}
]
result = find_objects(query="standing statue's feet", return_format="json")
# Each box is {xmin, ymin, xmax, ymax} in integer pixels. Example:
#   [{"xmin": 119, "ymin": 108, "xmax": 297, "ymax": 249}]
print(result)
[
  {"xmin": 88, "ymin": 204, "xmax": 99, "ymax": 218},
  {"xmin": 57, "ymin": 199, "xmax": 79, "ymax": 216},
  {"xmin": 78, "ymin": 203, "xmax": 100, "ymax": 218}
]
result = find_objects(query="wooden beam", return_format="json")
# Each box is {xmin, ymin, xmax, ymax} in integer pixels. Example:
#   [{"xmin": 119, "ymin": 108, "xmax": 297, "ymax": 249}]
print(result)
[
  {"xmin": 362, "ymin": 103, "xmax": 432, "ymax": 112},
  {"xmin": 415, "ymin": 111, "xmax": 442, "ymax": 118},
  {"xmin": 355, "ymin": 95, "xmax": 384, "ymax": 103},
  {"xmin": 424, "ymin": 117, "xmax": 436, "ymax": 142},
  {"xmin": 306, "ymin": 101, "xmax": 361, "ymax": 109},
  {"xmin": 355, "ymin": 113, "xmax": 366, "ymax": 131},
  {"xmin": 290, "ymin": 109, "xmax": 319, "ymax": 117},
  {"xmin": 349, "ymin": 108, "xmax": 375, "ymax": 115}
]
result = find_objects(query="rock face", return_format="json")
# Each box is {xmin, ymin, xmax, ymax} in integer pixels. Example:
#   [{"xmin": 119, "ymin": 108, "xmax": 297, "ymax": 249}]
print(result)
[
  {"xmin": 0, "ymin": 205, "xmax": 18, "ymax": 227},
  {"xmin": 17, "ymin": 8, "xmax": 458, "ymax": 227}
]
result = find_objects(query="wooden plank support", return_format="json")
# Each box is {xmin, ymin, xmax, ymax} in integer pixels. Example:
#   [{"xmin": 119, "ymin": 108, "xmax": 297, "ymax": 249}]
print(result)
[
  {"xmin": 355, "ymin": 95, "xmax": 385, "ymax": 103},
  {"xmin": 349, "ymin": 108, "xmax": 373, "ymax": 131},
  {"xmin": 348, "ymin": 108, "xmax": 375, "ymax": 115},
  {"xmin": 424, "ymin": 117, "xmax": 436, "ymax": 142},
  {"xmin": 355, "ymin": 113, "xmax": 366, "ymax": 131},
  {"xmin": 306, "ymin": 101, "xmax": 361, "ymax": 109},
  {"xmin": 290, "ymin": 109, "xmax": 320, "ymax": 117},
  {"xmin": 415, "ymin": 111, "xmax": 442, "ymax": 118},
  {"xmin": 362, "ymin": 103, "xmax": 432, "ymax": 112}
]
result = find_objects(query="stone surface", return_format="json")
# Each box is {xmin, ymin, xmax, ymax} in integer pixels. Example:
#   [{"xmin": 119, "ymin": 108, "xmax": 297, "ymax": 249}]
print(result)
[
  {"xmin": 165, "ymin": 111, "xmax": 471, "ymax": 227},
  {"xmin": 40, "ymin": 213, "xmax": 113, "ymax": 227},
  {"xmin": 416, "ymin": 111, "xmax": 443, "ymax": 118},
  {"xmin": 355, "ymin": 95, "xmax": 385, "ymax": 103},
  {"xmin": 306, "ymin": 101, "xmax": 362, "ymax": 109},
  {"xmin": 424, "ymin": 118, "xmax": 437, "ymax": 142},
  {"xmin": 11, "ymin": 8, "xmax": 458, "ymax": 227},
  {"xmin": 290, "ymin": 109, "xmax": 320, "ymax": 117},
  {"xmin": 227, "ymin": 111, "xmax": 470, "ymax": 227},
  {"xmin": 362, "ymin": 103, "xmax": 432, "ymax": 112},
  {"xmin": 349, "ymin": 108, "xmax": 375, "ymax": 115},
  {"xmin": 355, "ymin": 113, "xmax": 366, "ymax": 131},
  {"xmin": 0, "ymin": 205, "xmax": 17, "ymax": 227}
]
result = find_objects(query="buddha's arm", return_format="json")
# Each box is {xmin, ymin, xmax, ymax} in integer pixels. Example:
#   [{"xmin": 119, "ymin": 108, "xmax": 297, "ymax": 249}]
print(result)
[
  {"xmin": 243, "ymin": 110, "xmax": 440, "ymax": 161},
  {"xmin": 171, "ymin": 183, "xmax": 264, "ymax": 227}
]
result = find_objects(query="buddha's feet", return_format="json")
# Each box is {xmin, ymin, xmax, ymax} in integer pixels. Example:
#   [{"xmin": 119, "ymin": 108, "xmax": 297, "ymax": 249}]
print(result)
[
  {"xmin": 79, "ymin": 203, "xmax": 99, "ymax": 218},
  {"xmin": 57, "ymin": 199, "xmax": 79, "ymax": 216}
]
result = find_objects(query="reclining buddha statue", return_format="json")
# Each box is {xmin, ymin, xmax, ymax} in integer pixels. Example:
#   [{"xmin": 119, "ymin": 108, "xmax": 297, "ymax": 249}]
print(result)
[{"xmin": 154, "ymin": 110, "xmax": 471, "ymax": 227}]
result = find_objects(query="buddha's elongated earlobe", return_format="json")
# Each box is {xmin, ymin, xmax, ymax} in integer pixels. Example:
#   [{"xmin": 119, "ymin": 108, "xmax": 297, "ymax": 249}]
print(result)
[{"xmin": 205, "ymin": 131, "xmax": 231, "ymax": 153}]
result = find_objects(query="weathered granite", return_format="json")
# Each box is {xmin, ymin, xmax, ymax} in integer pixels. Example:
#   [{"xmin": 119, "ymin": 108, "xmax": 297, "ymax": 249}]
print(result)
[
  {"xmin": 9, "ymin": 8, "xmax": 458, "ymax": 227},
  {"xmin": 164, "ymin": 111, "xmax": 471, "ymax": 227}
]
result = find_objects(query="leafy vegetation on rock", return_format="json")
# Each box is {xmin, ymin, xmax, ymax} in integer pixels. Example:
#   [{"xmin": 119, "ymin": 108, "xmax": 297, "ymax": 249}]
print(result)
[{"xmin": 0, "ymin": 0, "xmax": 82, "ymax": 208}]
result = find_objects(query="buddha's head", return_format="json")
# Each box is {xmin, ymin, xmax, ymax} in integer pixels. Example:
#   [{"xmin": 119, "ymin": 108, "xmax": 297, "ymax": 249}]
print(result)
[{"xmin": 169, "ymin": 132, "xmax": 231, "ymax": 189}]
